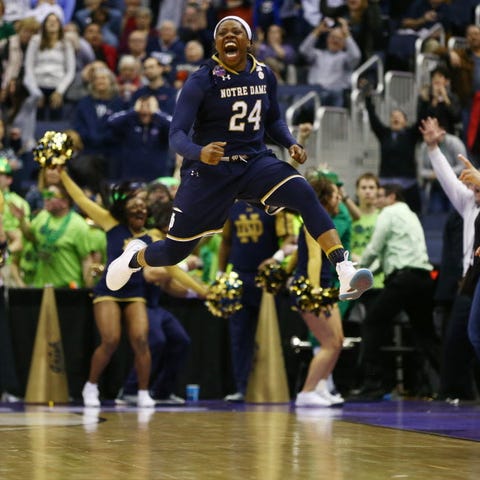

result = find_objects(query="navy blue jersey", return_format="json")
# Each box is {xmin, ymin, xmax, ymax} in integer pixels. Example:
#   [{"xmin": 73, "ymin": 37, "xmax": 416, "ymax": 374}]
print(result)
[
  {"xmin": 169, "ymin": 55, "xmax": 297, "ymax": 160},
  {"xmin": 138, "ymin": 52, "xmax": 339, "ymax": 270},
  {"xmin": 161, "ymin": 53, "xmax": 305, "ymax": 242},
  {"xmin": 226, "ymin": 201, "xmax": 298, "ymax": 307},
  {"xmin": 227, "ymin": 201, "xmax": 280, "ymax": 272}
]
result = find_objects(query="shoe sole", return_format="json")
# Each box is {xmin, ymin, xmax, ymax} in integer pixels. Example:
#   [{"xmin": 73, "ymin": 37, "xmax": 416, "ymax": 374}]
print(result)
[
  {"xmin": 106, "ymin": 240, "xmax": 144, "ymax": 291},
  {"xmin": 339, "ymin": 269, "xmax": 373, "ymax": 301},
  {"xmin": 295, "ymin": 395, "xmax": 332, "ymax": 407},
  {"xmin": 106, "ymin": 257, "xmax": 137, "ymax": 291}
]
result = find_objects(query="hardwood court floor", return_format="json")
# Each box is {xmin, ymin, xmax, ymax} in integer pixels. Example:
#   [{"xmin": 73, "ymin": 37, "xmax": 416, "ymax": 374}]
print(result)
[{"xmin": 1, "ymin": 400, "xmax": 480, "ymax": 480}]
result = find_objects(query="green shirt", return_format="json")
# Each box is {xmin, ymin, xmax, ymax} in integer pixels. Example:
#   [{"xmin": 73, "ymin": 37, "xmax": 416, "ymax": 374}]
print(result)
[
  {"xmin": 198, "ymin": 233, "xmax": 222, "ymax": 283},
  {"xmin": 360, "ymin": 202, "xmax": 433, "ymax": 277},
  {"xmin": 87, "ymin": 225, "xmax": 107, "ymax": 263},
  {"xmin": 31, "ymin": 209, "xmax": 93, "ymax": 288},
  {"xmin": 2, "ymin": 190, "xmax": 31, "ymax": 269},
  {"xmin": 351, "ymin": 209, "xmax": 384, "ymax": 288},
  {"xmin": 333, "ymin": 202, "xmax": 352, "ymax": 252},
  {"xmin": 2, "ymin": 190, "xmax": 31, "ymax": 230}
]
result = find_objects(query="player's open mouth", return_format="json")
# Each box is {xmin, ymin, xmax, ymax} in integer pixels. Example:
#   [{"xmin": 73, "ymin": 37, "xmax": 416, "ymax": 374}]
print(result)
[{"xmin": 224, "ymin": 41, "xmax": 238, "ymax": 57}]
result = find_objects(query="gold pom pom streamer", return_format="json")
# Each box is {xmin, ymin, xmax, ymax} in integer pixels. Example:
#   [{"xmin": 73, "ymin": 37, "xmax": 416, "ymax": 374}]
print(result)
[
  {"xmin": 255, "ymin": 262, "xmax": 288, "ymax": 294},
  {"xmin": 288, "ymin": 276, "xmax": 339, "ymax": 316},
  {"xmin": 33, "ymin": 131, "xmax": 74, "ymax": 168},
  {"xmin": 205, "ymin": 271, "xmax": 243, "ymax": 318}
]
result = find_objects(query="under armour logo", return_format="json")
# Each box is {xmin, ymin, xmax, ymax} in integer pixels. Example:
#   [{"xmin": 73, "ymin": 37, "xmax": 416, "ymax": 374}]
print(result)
[
  {"xmin": 221, "ymin": 74, "xmax": 231, "ymax": 81},
  {"xmin": 190, "ymin": 170, "xmax": 199, "ymax": 177}
]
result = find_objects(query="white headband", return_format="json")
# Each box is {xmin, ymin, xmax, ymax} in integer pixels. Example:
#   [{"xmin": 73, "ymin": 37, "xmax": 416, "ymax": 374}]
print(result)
[{"xmin": 213, "ymin": 16, "xmax": 252, "ymax": 41}]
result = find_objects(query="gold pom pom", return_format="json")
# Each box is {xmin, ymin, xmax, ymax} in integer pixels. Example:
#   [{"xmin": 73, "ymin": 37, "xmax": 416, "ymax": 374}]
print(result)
[
  {"xmin": 205, "ymin": 271, "xmax": 243, "ymax": 318},
  {"xmin": 255, "ymin": 262, "xmax": 288, "ymax": 294},
  {"xmin": 33, "ymin": 131, "xmax": 74, "ymax": 168},
  {"xmin": 288, "ymin": 276, "xmax": 339, "ymax": 315}
]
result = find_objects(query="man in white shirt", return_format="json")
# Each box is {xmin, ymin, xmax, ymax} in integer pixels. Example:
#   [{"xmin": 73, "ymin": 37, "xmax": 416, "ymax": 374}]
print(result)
[
  {"xmin": 352, "ymin": 183, "xmax": 440, "ymax": 400},
  {"xmin": 418, "ymin": 131, "xmax": 467, "ymax": 214}
]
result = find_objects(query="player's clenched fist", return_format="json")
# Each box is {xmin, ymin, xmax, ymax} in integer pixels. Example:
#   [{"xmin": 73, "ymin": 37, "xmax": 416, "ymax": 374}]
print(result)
[
  {"xmin": 289, "ymin": 144, "xmax": 307, "ymax": 164},
  {"xmin": 200, "ymin": 141, "xmax": 227, "ymax": 165}
]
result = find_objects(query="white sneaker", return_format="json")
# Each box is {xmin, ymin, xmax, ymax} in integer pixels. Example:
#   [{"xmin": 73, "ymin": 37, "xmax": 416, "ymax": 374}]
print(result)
[
  {"xmin": 106, "ymin": 239, "xmax": 147, "ymax": 291},
  {"xmin": 295, "ymin": 391, "xmax": 332, "ymax": 407},
  {"xmin": 123, "ymin": 394, "xmax": 138, "ymax": 404},
  {"xmin": 1, "ymin": 392, "xmax": 22, "ymax": 402},
  {"xmin": 156, "ymin": 394, "xmax": 186, "ymax": 405},
  {"xmin": 82, "ymin": 382, "xmax": 100, "ymax": 408},
  {"xmin": 336, "ymin": 251, "xmax": 373, "ymax": 301},
  {"xmin": 316, "ymin": 380, "xmax": 344, "ymax": 406},
  {"xmin": 137, "ymin": 390, "xmax": 155, "ymax": 408},
  {"xmin": 224, "ymin": 392, "xmax": 245, "ymax": 403}
]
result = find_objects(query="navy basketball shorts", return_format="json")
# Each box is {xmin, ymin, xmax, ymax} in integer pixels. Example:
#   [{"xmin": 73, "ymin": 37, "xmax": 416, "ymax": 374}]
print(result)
[{"xmin": 167, "ymin": 153, "xmax": 303, "ymax": 241}]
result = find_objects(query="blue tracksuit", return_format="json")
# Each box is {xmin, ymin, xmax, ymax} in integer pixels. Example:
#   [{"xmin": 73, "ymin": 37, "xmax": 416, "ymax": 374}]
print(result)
[{"xmin": 107, "ymin": 108, "xmax": 172, "ymax": 181}]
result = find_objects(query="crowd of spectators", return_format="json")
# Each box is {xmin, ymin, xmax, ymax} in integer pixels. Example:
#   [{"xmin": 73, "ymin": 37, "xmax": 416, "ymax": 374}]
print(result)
[
  {"xmin": 0, "ymin": 1, "xmax": 478, "ymax": 186},
  {"xmin": 0, "ymin": 2, "xmax": 477, "ymax": 185}
]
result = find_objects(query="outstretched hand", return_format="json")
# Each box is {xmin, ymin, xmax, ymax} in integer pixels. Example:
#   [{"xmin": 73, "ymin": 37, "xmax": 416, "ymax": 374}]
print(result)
[
  {"xmin": 458, "ymin": 153, "xmax": 480, "ymax": 187},
  {"xmin": 419, "ymin": 116, "xmax": 445, "ymax": 148}
]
